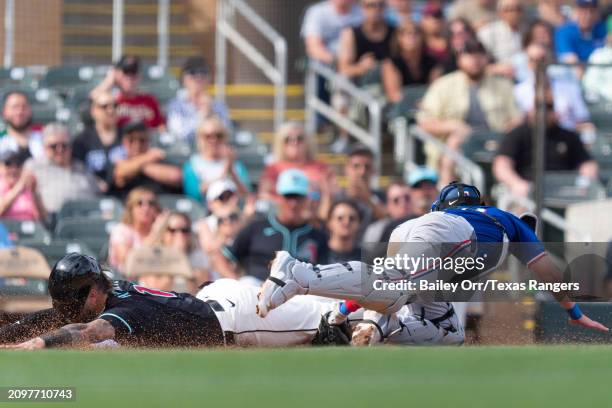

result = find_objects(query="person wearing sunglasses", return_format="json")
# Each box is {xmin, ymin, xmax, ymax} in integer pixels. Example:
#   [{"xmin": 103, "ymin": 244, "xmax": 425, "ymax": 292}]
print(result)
[
  {"xmin": 183, "ymin": 117, "xmax": 250, "ymax": 203},
  {"xmin": 167, "ymin": 57, "xmax": 231, "ymax": 144},
  {"xmin": 212, "ymin": 169, "xmax": 329, "ymax": 286},
  {"xmin": 362, "ymin": 179, "xmax": 412, "ymax": 243},
  {"xmin": 326, "ymin": 199, "xmax": 363, "ymax": 264},
  {"xmin": 72, "ymin": 91, "xmax": 124, "ymax": 193},
  {"xmin": 111, "ymin": 120, "xmax": 182, "ymax": 200},
  {"xmin": 26, "ymin": 123, "xmax": 99, "ymax": 214},
  {"xmin": 109, "ymin": 186, "xmax": 170, "ymax": 272},
  {"xmin": 0, "ymin": 149, "xmax": 46, "ymax": 222},
  {"xmin": 90, "ymin": 54, "xmax": 164, "ymax": 130}
]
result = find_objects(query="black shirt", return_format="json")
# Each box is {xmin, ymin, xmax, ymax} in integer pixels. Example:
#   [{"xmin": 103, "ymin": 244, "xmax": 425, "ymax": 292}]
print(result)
[
  {"xmin": 108, "ymin": 160, "xmax": 183, "ymax": 200},
  {"xmin": 353, "ymin": 25, "xmax": 395, "ymax": 61},
  {"xmin": 390, "ymin": 53, "xmax": 438, "ymax": 86},
  {"xmin": 98, "ymin": 280, "xmax": 224, "ymax": 347},
  {"xmin": 497, "ymin": 122, "xmax": 592, "ymax": 181},
  {"xmin": 223, "ymin": 213, "xmax": 329, "ymax": 281},
  {"xmin": 72, "ymin": 126, "xmax": 124, "ymax": 184}
]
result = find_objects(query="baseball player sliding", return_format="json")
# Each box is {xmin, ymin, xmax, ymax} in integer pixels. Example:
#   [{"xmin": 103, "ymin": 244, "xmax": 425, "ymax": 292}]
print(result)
[{"xmin": 257, "ymin": 182, "xmax": 609, "ymax": 345}]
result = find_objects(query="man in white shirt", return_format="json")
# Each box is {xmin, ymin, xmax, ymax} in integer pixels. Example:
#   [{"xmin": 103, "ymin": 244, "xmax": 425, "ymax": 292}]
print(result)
[
  {"xmin": 0, "ymin": 91, "xmax": 44, "ymax": 160},
  {"xmin": 477, "ymin": 0, "xmax": 526, "ymax": 64}
]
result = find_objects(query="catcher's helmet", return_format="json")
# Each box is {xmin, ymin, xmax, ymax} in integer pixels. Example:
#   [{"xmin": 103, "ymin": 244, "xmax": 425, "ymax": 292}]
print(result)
[
  {"xmin": 48, "ymin": 253, "xmax": 108, "ymax": 319},
  {"xmin": 431, "ymin": 181, "xmax": 483, "ymax": 212}
]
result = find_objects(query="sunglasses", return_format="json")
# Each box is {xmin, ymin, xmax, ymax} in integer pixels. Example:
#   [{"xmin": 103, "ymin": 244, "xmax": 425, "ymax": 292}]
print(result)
[
  {"xmin": 364, "ymin": 2, "xmax": 385, "ymax": 9},
  {"xmin": 136, "ymin": 199, "xmax": 158, "ymax": 208},
  {"xmin": 391, "ymin": 194, "xmax": 411, "ymax": 205},
  {"xmin": 46, "ymin": 142, "xmax": 70, "ymax": 151},
  {"xmin": 127, "ymin": 136, "xmax": 148, "ymax": 144},
  {"xmin": 218, "ymin": 213, "xmax": 240, "ymax": 225},
  {"xmin": 167, "ymin": 226, "xmax": 190, "ymax": 234},
  {"xmin": 96, "ymin": 102, "xmax": 117, "ymax": 110},
  {"xmin": 216, "ymin": 191, "xmax": 235, "ymax": 202},
  {"xmin": 283, "ymin": 193, "xmax": 307, "ymax": 201},
  {"xmin": 284, "ymin": 135, "xmax": 305, "ymax": 144},
  {"xmin": 201, "ymin": 132, "xmax": 224, "ymax": 141}
]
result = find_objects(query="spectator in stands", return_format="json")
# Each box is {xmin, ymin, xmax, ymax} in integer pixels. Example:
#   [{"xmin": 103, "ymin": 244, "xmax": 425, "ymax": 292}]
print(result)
[
  {"xmin": 111, "ymin": 121, "xmax": 182, "ymax": 199},
  {"xmin": 167, "ymin": 57, "xmax": 230, "ymax": 144},
  {"xmin": 378, "ymin": 167, "xmax": 439, "ymax": 243},
  {"xmin": 108, "ymin": 187, "xmax": 168, "ymax": 271},
  {"xmin": 338, "ymin": 144, "xmax": 386, "ymax": 235},
  {"xmin": 512, "ymin": 19, "xmax": 555, "ymax": 83},
  {"xmin": 382, "ymin": 21, "xmax": 442, "ymax": 104},
  {"xmin": 326, "ymin": 198, "xmax": 363, "ymax": 263},
  {"xmin": 493, "ymin": 91, "xmax": 599, "ymax": 198},
  {"xmin": 212, "ymin": 169, "xmax": 329, "ymax": 285},
  {"xmin": 259, "ymin": 121, "xmax": 335, "ymax": 203},
  {"xmin": 91, "ymin": 55, "xmax": 164, "ymax": 129},
  {"xmin": 72, "ymin": 91, "xmax": 124, "ymax": 193},
  {"xmin": 441, "ymin": 18, "xmax": 479, "ymax": 74},
  {"xmin": 538, "ymin": 0, "xmax": 568, "ymax": 28},
  {"xmin": 27, "ymin": 123, "xmax": 99, "ymax": 214},
  {"xmin": 583, "ymin": 16, "xmax": 612, "ymax": 102},
  {"xmin": 0, "ymin": 150, "xmax": 46, "ymax": 222},
  {"xmin": 420, "ymin": 2, "xmax": 448, "ymax": 63},
  {"xmin": 162, "ymin": 211, "xmax": 210, "ymax": 289},
  {"xmin": 301, "ymin": 0, "xmax": 363, "ymax": 66},
  {"xmin": 477, "ymin": 0, "xmax": 526, "ymax": 65},
  {"xmin": 0, "ymin": 91, "xmax": 43, "ymax": 160},
  {"xmin": 182, "ymin": 117, "xmax": 250, "ymax": 203},
  {"xmin": 417, "ymin": 39, "xmax": 522, "ymax": 185},
  {"xmin": 362, "ymin": 179, "xmax": 411, "ymax": 243},
  {"xmin": 386, "ymin": 0, "xmax": 412, "ymax": 26},
  {"xmin": 513, "ymin": 40, "xmax": 595, "ymax": 133},
  {"xmin": 555, "ymin": 0, "xmax": 606, "ymax": 74},
  {"xmin": 448, "ymin": 0, "xmax": 496, "ymax": 31},
  {"xmin": 337, "ymin": 0, "xmax": 395, "ymax": 83}
]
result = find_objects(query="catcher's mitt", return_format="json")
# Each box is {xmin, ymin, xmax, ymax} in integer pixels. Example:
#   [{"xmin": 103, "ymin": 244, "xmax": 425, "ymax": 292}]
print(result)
[{"xmin": 311, "ymin": 311, "xmax": 352, "ymax": 346}]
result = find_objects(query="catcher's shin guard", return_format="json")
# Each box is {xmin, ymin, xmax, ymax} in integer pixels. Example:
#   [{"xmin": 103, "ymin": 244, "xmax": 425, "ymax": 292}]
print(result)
[{"xmin": 297, "ymin": 261, "xmax": 412, "ymax": 315}]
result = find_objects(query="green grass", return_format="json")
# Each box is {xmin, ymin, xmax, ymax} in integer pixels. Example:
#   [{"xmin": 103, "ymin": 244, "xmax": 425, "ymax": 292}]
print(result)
[{"xmin": 1, "ymin": 346, "xmax": 611, "ymax": 408}]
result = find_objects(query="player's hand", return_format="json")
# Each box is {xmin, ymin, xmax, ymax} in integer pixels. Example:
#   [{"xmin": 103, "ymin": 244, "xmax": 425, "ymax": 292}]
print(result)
[
  {"xmin": 569, "ymin": 315, "xmax": 609, "ymax": 332},
  {"xmin": 0, "ymin": 337, "xmax": 45, "ymax": 350}
]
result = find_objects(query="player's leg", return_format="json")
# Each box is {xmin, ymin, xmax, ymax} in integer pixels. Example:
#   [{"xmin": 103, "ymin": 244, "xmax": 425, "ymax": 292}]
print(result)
[{"xmin": 256, "ymin": 251, "xmax": 417, "ymax": 318}]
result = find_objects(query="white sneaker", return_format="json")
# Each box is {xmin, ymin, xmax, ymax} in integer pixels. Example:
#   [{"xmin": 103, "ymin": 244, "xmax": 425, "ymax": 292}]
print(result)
[{"xmin": 256, "ymin": 251, "xmax": 308, "ymax": 317}]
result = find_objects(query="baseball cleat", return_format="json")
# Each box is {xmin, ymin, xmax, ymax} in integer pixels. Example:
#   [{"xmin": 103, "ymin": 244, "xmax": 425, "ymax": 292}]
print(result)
[{"xmin": 256, "ymin": 251, "xmax": 309, "ymax": 317}]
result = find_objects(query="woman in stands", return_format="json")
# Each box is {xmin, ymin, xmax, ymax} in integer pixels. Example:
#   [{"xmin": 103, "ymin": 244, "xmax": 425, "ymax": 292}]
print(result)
[
  {"xmin": 258, "ymin": 121, "xmax": 336, "ymax": 221},
  {"xmin": 108, "ymin": 187, "xmax": 168, "ymax": 272},
  {"xmin": 381, "ymin": 21, "xmax": 442, "ymax": 104},
  {"xmin": 441, "ymin": 18, "xmax": 478, "ymax": 74},
  {"xmin": 0, "ymin": 150, "xmax": 46, "ymax": 223},
  {"xmin": 182, "ymin": 117, "xmax": 250, "ymax": 203}
]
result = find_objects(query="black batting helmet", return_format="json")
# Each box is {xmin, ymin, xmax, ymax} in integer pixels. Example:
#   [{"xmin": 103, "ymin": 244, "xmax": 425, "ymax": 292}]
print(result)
[{"xmin": 48, "ymin": 253, "xmax": 110, "ymax": 319}]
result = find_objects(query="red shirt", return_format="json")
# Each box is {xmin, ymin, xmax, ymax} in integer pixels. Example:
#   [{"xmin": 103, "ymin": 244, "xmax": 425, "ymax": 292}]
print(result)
[{"xmin": 116, "ymin": 92, "xmax": 165, "ymax": 129}]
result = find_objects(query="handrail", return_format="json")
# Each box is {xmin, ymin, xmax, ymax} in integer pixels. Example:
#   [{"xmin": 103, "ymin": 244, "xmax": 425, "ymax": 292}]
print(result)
[
  {"xmin": 3, "ymin": 0, "xmax": 14, "ymax": 68},
  {"xmin": 112, "ymin": 0, "xmax": 124, "ymax": 62},
  {"xmin": 215, "ymin": 0, "xmax": 287, "ymax": 132},
  {"xmin": 157, "ymin": 0, "xmax": 170, "ymax": 69},
  {"xmin": 305, "ymin": 60, "xmax": 383, "ymax": 184},
  {"xmin": 390, "ymin": 118, "xmax": 485, "ymax": 193}
]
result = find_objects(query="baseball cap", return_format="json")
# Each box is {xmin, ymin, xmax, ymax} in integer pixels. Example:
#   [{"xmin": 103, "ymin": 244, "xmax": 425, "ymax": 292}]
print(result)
[
  {"xmin": 206, "ymin": 179, "xmax": 237, "ymax": 202},
  {"xmin": 276, "ymin": 168, "xmax": 309, "ymax": 196},
  {"xmin": 575, "ymin": 0, "xmax": 598, "ymax": 8},
  {"xmin": 458, "ymin": 39, "xmax": 488, "ymax": 55},
  {"xmin": 0, "ymin": 149, "xmax": 27, "ymax": 166},
  {"xmin": 182, "ymin": 57, "xmax": 209, "ymax": 76},
  {"xmin": 407, "ymin": 167, "xmax": 438, "ymax": 188},
  {"xmin": 115, "ymin": 55, "xmax": 140, "ymax": 75}
]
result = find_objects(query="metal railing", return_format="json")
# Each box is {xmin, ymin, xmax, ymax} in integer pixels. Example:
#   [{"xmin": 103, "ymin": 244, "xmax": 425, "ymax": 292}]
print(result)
[
  {"xmin": 215, "ymin": 0, "xmax": 287, "ymax": 132},
  {"xmin": 305, "ymin": 60, "xmax": 383, "ymax": 181},
  {"xmin": 3, "ymin": 0, "xmax": 14, "ymax": 68},
  {"xmin": 111, "ymin": 0, "xmax": 124, "ymax": 63},
  {"xmin": 390, "ymin": 117, "xmax": 486, "ymax": 192}
]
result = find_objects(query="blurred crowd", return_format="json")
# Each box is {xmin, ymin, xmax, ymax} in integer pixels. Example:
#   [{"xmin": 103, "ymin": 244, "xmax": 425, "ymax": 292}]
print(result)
[{"xmin": 1, "ymin": 0, "xmax": 612, "ymax": 296}]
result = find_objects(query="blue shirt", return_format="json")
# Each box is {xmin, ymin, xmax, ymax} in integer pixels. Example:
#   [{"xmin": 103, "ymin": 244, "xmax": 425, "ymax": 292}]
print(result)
[
  {"xmin": 443, "ymin": 206, "xmax": 545, "ymax": 265},
  {"xmin": 0, "ymin": 223, "xmax": 12, "ymax": 248},
  {"xmin": 555, "ymin": 21, "xmax": 607, "ymax": 62}
]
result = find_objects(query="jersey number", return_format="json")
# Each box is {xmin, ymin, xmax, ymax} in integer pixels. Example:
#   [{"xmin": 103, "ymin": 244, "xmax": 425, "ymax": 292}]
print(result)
[{"xmin": 133, "ymin": 285, "xmax": 177, "ymax": 298}]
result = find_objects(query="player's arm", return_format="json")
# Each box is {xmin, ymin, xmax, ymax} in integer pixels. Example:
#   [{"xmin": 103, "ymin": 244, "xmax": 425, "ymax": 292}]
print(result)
[
  {"xmin": 0, "ymin": 308, "xmax": 65, "ymax": 344},
  {"xmin": 1, "ymin": 319, "xmax": 116, "ymax": 350},
  {"xmin": 529, "ymin": 254, "xmax": 608, "ymax": 332}
]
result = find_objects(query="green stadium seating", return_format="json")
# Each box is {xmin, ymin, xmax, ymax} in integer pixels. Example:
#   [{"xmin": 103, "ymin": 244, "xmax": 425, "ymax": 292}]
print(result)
[
  {"xmin": 54, "ymin": 218, "xmax": 117, "ymax": 256},
  {"xmin": 588, "ymin": 102, "xmax": 612, "ymax": 131},
  {"xmin": 386, "ymin": 85, "xmax": 428, "ymax": 121},
  {"xmin": 461, "ymin": 129, "xmax": 502, "ymax": 164},
  {"xmin": 0, "ymin": 87, "xmax": 64, "ymax": 125},
  {"xmin": 0, "ymin": 67, "xmax": 37, "ymax": 89},
  {"xmin": 40, "ymin": 65, "xmax": 106, "ymax": 96},
  {"xmin": 21, "ymin": 239, "xmax": 96, "ymax": 267},
  {"xmin": 139, "ymin": 65, "xmax": 180, "ymax": 108},
  {"xmin": 542, "ymin": 171, "xmax": 607, "ymax": 208},
  {"xmin": 157, "ymin": 194, "xmax": 207, "ymax": 221},
  {"xmin": 0, "ymin": 219, "xmax": 51, "ymax": 244},
  {"xmin": 57, "ymin": 197, "xmax": 124, "ymax": 222}
]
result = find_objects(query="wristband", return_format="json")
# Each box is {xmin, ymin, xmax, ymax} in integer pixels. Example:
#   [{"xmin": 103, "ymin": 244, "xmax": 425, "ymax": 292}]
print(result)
[
  {"xmin": 339, "ymin": 302, "xmax": 349, "ymax": 316},
  {"xmin": 567, "ymin": 304, "xmax": 583, "ymax": 320}
]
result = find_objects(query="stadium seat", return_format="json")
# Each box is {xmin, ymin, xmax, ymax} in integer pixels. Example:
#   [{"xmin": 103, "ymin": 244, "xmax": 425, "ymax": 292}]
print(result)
[
  {"xmin": 461, "ymin": 130, "xmax": 502, "ymax": 164},
  {"xmin": 0, "ymin": 247, "xmax": 51, "ymax": 313},
  {"xmin": 21, "ymin": 239, "xmax": 96, "ymax": 268},
  {"xmin": 0, "ymin": 67, "xmax": 36, "ymax": 89},
  {"xmin": 139, "ymin": 65, "xmax": 180, "ymax": 108},
  {"xmin": 0, "ymin": 219, "xmax": 51, "ymax": 244},
  {"xmin": 57, "ymin": 197, "xmax": 124, "ymax": 222},
  {"xmin": 158, "ymin": 194, "xmax": 207, "ymax": 221},
  {"xmin": 39, "ymin": 65, "xmax": 106, "ymax": 96},
  {"xmin": 588, "ymin": 102, "xmax": 612, "ymax": 131},
  {"xmin": 543, "ymin": 171, "xmax": 606, "ymax": 208},
  {"xmin": 232, "ymin": 130, "xmax": 268, "ymax": 184},
  {"xmin": 54, "ymin": 218, "xmax": 118, "ymax": 256}
]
